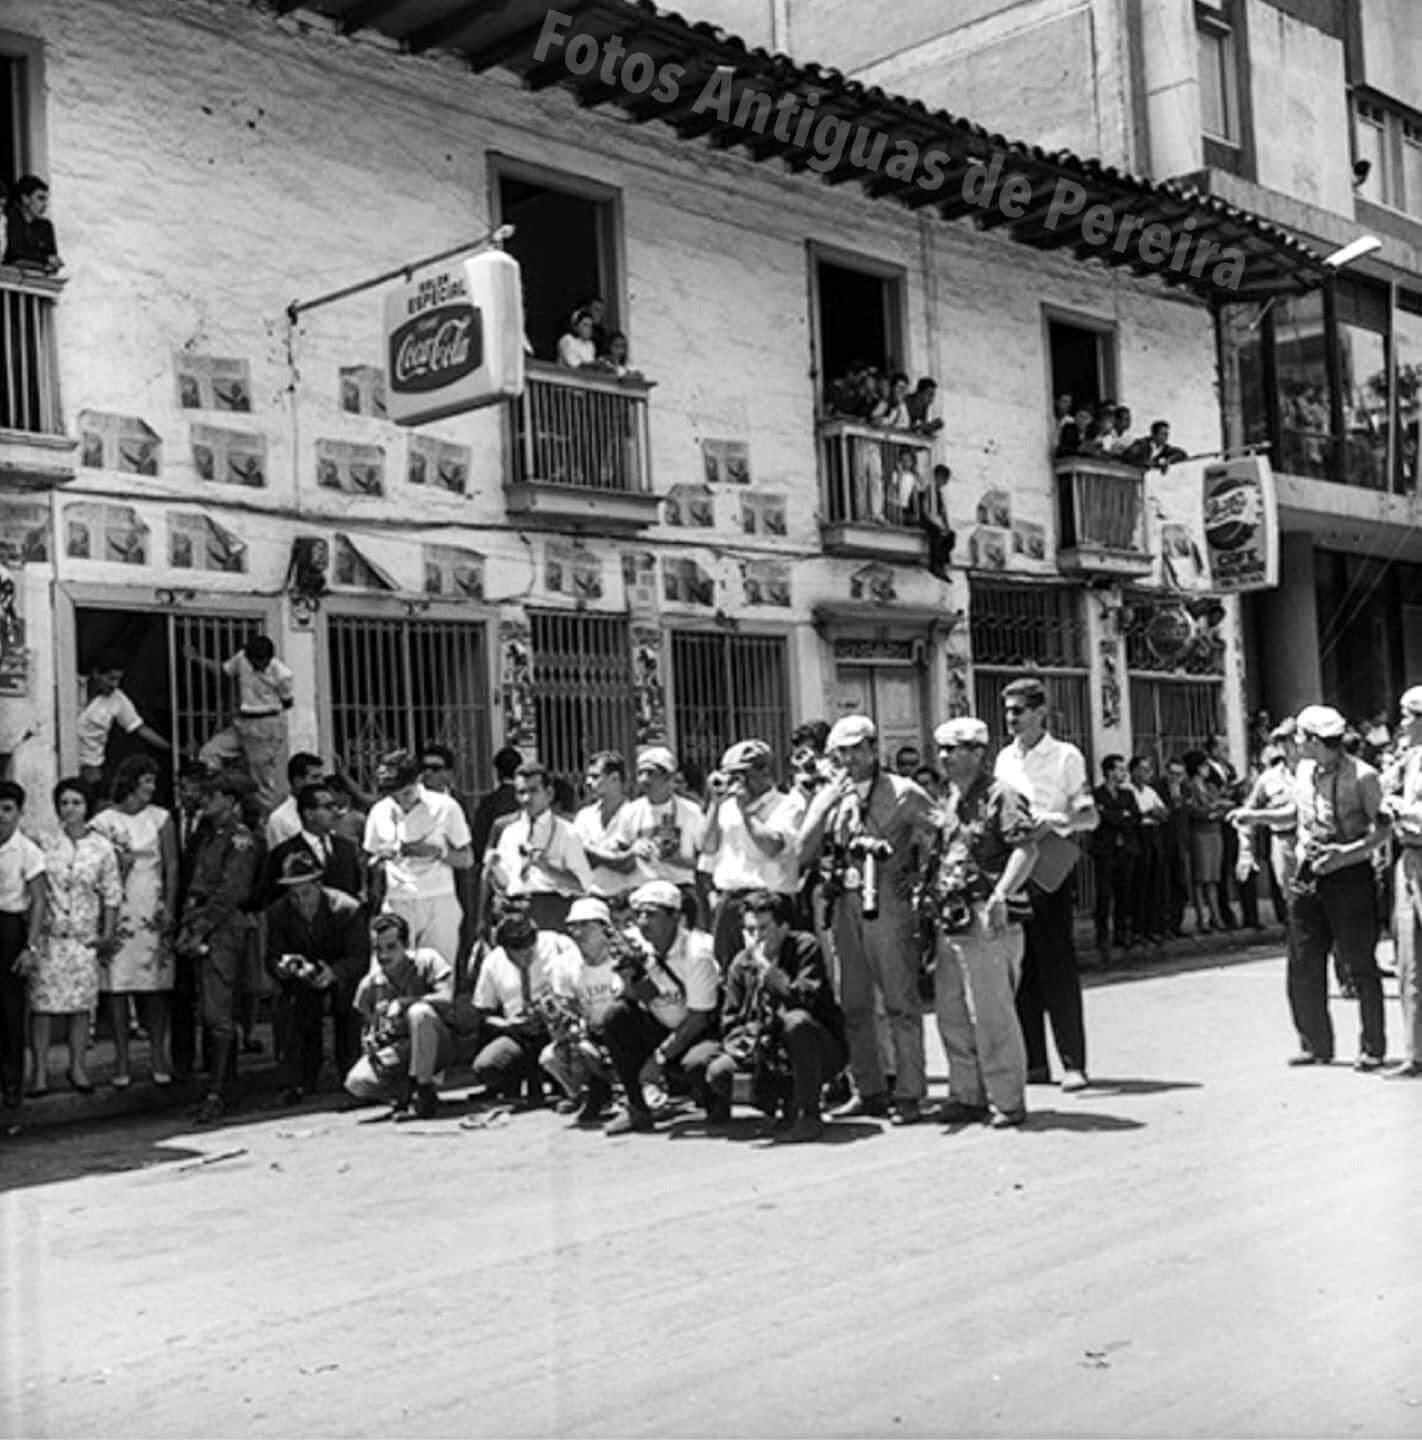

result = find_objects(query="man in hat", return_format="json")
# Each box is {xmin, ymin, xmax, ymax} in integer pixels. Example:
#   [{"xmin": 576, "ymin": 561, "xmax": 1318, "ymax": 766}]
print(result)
[
  {"xmin": 701, "ymin": 739, "xmax": 805, "ymax": 970},
  {"xmin": 927, "ymin": 717, "xmax": 1038, "ymax": 1128},
  {"xmin": 466, "ymin": 911, "xmax": 581, "ymax": 1106},
  {"xmin": 992, "ymin": 677, "xmax": 1098, "ymax": 1093},
  {"xmin": 1288, "ymin": 704, "xmax": 1390, "ymax": 1069},
  {"xmin": 800, "ymin": 713, "xmax": 937, "ymax": 1124},
  {"xmin": 363, "ymin": 749, "xmax": 473, "ymax": 964},
  {"xmin": 618, "ymin": 745, "xmax": 705, "ymax": 900},
  {"xmin": 264, "ymin": 850, "xmax": 368, "ymax": 1104},
  {"xmin": 1382, "ymin": 686, "xmax": 1422, "ymax": 1077},
  {"xmin": 176, "ymin": 772, "xmax": 262, "ymax": 1123},
  {"xmin": 600, "ymin": 880, "xmax": 720, "ymax": 1134},
  {"xmin": 483, "ymin": 760, "xmax": 592, "ymax": 933}
]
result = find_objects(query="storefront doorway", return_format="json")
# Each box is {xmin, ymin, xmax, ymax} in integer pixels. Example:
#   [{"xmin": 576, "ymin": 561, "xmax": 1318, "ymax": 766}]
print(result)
[{"xmin": 832, "ymin": 662, "xmax": 926, "ymax": 767}]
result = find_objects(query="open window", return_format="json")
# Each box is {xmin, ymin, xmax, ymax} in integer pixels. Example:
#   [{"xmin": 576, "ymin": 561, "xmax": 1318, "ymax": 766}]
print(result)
[
  {"xmin": 492, "ymin": 161, "xmax": 621, "ymax": 363},
  {"xmin": 1047, "ymin": 315, "xmax": 1117, "ymax": 418},
  {"xmin": 811, "ymin": 248, "xmax": 906, "ymax": 408}
]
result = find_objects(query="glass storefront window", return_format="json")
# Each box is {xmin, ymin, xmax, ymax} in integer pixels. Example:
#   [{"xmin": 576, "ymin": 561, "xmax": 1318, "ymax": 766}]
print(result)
[
  {"xmin": 1273, "ymin": 292, "xmax": 1331, "ymax": 478},
  {"xmin": 1337, "ymin": 321, "xmax": 1389, "ymax": 489},
  {"xmin": 1397, "ymin": 291, "xmax": 1422, "ymax": 494}
]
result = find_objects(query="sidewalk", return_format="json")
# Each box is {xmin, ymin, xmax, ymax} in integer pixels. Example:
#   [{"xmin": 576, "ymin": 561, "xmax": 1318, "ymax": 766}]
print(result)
[{"xmin": 5, "ymin": 918, "xmax": 1306, "ymax": 1137}]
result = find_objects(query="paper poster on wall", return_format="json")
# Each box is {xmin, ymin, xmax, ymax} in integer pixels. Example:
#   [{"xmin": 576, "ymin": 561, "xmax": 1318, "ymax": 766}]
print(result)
[
  {"xmin": 0, "ymin": 619, "xmax": 27, "ymax": 697},
  {"xmin": 168, "ymin": 513, "xmax": 247, "ymax": 572},
  {"xmin": 665, "ymin": 483, "xmax": 714, "ymax": 528},
  {"xmin": 976, "ymin": 489, "xmax": 1011, "ymax": 528},
  {"xmin": 0, "ymin": 499, "xmax": 51, "ymax": 565},
  {"xmin": 423, "ymin": 543, "xmax": 485, "ymax": 599},
  {"xmin": 499, "ymin": 616, "xmax": 536, "ymax": 752},
  {"xmin": 631, "ymin": 623, "xmax": 667, "ymax": 746},
  {"xmin": 340, "ymin": 365, "xmax": 388, "ymax": 418},
  {"xmin": 1161, "ymin": 523, "xmax": 1205, "ymax": 577},
  {"xmin": 742, "ymin": 559, "xmax": 791, "ymax": 607},
  {"xmin": 621, "ymin": 551, "xmax": 658, "ymax": 619},
  {"xmin": 192, "ymin": 425, "xmax": 266, "ymax": 488},
  {"xmin": 316, "ymin": 439, "xmax": 385, "ymax": 496},
  {"xmin": 701, "ymin": 438, "xmax": 750, "ymax": 485},
  {"xmin": 545, "ymin": 540, "xmax": 604, "ymax": 600},
  {"xmin": 175, "ymin": 354, "xmax": 252, "ymax": 412},
  {"xmin": 78, "ymin": 412, "xmax": 161, "ymax": 476},
  {"xmin": 65, "ymin": 503, "xmax": 150, "ymax": 565},
  {"xmin": 333, "ymin": 533, "xmax": 397, "ymax": 589},
  {"xmin": 850, "ymin": 563, "xmax": 896, "ymax": 604},
  {"xmin": 406, "ymin": 435, "xmax": 471, "ymax": 494},
  {"xmin": 663, "ymin": 557, "xmax": 715, "ymax": 607},
  {"xmin": 1011, "ymin": 519, "xmax": 1046, "ymax": 560},
  {"xmin": 969, "ymin": 527, "xmax": 1009, "ymax": 571},
  {"xmin": 740, "ymin": 492, "xmax": 787, "ymax": 536}
]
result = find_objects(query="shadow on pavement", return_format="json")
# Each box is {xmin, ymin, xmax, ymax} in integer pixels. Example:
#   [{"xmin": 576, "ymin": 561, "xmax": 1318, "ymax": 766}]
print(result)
[
  {"xmin": 1084, "ymin": 938, "xmax": 1284, "ymax": 988},
  {"xmin": 664, "ymin": 1115, "xmax": 883, "ymax": 1145},
  {"xmin": 1018, "ymin": 1108, "xmax": 1145, "ymax": 1132},
  {"xmin": 1070, "ymin": 1077, "xmax": 1203, "ymax": 1097},
  {"xmin": 1, "ymin": 1113, "xmax": 214, "ymax": 1192}
]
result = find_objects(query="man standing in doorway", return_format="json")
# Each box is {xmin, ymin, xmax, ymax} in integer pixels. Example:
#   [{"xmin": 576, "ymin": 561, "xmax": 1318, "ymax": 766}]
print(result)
[
  {"xmin": 992, "ymin": 677, "xmax": 1098, "ymax": 1092},
  {"xmin": 76, "ymin": 650, "xmax": 173, "ymax": 792}
]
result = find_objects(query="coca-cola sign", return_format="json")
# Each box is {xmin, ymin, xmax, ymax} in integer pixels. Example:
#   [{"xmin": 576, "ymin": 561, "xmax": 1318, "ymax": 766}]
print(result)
[
  {"xmin": 383, "ymin": 253, "xmax": 525, "ymax": 426},
  {"xmin": 389, "ymin": 306, "xmax": 483, "ymax": 394}
]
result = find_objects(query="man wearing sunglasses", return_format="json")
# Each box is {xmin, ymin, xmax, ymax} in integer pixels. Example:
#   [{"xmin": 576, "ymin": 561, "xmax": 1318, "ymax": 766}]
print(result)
[{"xmin": 992, "ymin": 678, "xmax": 1098, "ymax": 1093}]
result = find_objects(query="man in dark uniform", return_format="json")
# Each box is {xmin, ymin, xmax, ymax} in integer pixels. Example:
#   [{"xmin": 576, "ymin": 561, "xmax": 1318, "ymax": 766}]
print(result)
[
  {"xmin": 178, "ymin": 773, "xmax": 260, "ymax": 1122},
  {"xmin": 265, "ymin": 851, "xmax": 367, "ymax": 1104}
]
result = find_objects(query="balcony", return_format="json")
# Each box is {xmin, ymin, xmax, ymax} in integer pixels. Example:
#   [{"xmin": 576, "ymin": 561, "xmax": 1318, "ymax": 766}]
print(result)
[
  {"xmin": 818, "ymin": 419, "xmax": 934, "ymax": 563},
  {"xmin": 506, "ymin": 361, "xmax": 660, "ymax": 530},
  {"xmin": 0, "ymin": 266, "xmax": 77, "ymax": 490},
  {"xmin": 1053, "ymin": 456, "xmax": 1152, "ymax": 578}
]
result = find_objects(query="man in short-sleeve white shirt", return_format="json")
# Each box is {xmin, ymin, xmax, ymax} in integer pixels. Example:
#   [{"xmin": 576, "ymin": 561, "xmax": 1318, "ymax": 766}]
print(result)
[
  {"xmin": 76, "ymin": 652, "xmax": 171, "ymax": 789},
  {"xmin": 485, "ymin": 762, "xmax": 592, "ymax": 933},
  {"xmin": 364, "ymin": 751, "xmax": 473, "ymax": 964},
  {"xmin": 600, "ymin": 881, "xmax": 720, "ymax": 1133},
  {"xmin": 0, "ymin": 780, "xmax": 47, "ymax": 1109},
  {"xmin": 615, "ymin": 746, "xmax": 705, "ymax": 893},
  {"xmin": 992, "ymin": 678, "xmax": 1098, "ymax": 1092}
]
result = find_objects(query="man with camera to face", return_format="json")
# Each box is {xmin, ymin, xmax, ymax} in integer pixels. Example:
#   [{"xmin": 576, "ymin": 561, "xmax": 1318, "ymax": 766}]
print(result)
[
  {"xmin": 700, "ymin": 739, "xmax": 806, "ymax": 971},
  {"xmin": 799, "ymin": 714, "xmax": 937, "ymax": 1124}
]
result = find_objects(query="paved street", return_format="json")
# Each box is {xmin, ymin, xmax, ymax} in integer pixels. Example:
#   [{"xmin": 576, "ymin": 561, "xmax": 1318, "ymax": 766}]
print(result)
[{"xmin": 2, "ymin": 943, "xmax": 1419, "ymax": 1438}]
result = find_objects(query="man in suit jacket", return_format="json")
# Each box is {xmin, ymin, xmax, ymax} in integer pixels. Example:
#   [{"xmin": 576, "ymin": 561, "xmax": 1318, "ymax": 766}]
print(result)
[
  {"xmin": 265, "ymin": 850, "xmax": 368, "ymax": 1102},
  {"xmin": 267, "ymin": 782, "xmax": 364, "ymax": 904},
  {"xmin": 1122, "ymin": 419, "xmax": 1187, "ymax": 471}
]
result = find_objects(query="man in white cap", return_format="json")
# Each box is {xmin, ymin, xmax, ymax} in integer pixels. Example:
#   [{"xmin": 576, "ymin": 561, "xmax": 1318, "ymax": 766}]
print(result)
[
  {"xmin": 617, "ymin": 745, "xmax": 704, "ymax": 901},
  {"xmin": 1289, "ymin": 703, "xmax": 1389, "ymax": 1069},
  {"xmin": 800, "ymin": 713, "xmax": 936, "ymax": 1123},
  {"xmin": 701, "ymin": 739, "xmax": 805, "ymax": 970},
  {"xmin": 926, "ymin": 717, "xmax": 1038, "ymax": 1128},
  {"xmin": 1382, "ymin": 685, "xmax": 1422, "ymax": 1077},
  {"xmin": 600, "ymin": 880, "xmax": 720, "ymax": 1133}
]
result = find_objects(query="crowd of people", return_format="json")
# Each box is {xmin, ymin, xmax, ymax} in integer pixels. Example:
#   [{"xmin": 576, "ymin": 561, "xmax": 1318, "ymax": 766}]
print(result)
[
  {"xmin": 1053, "ymin": 393, "xmax": 1188, "ymax": 470},
  {"xmin": 3, "ymin": 653, "xmax": 1420, "ymax": 1144}
]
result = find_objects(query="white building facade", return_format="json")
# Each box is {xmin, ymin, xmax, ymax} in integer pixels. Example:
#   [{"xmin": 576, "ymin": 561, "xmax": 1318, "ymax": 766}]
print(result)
[{"xmin": 0, "ymin": 0, "xmax": 1320, "ymax": 808}]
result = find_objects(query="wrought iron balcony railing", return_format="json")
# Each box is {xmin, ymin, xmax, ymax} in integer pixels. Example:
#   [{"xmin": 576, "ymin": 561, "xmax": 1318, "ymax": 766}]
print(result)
[
  {"xmin": 818, "ymin": 418, "xmax": 937, "ymax": 561},
  {"xmin": 1, "ymin": 266, "xmax": 64, "ymax": 435}
]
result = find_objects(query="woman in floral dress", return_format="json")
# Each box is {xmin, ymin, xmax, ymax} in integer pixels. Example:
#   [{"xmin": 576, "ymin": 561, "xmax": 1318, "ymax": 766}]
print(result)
[
  {"xmin": 29, "ymin": 777, "xmax": 122, "ymax": 1095},
  {"xmin": 92, "ymin": 754, "xmax": 179, "ymax": 1085}
]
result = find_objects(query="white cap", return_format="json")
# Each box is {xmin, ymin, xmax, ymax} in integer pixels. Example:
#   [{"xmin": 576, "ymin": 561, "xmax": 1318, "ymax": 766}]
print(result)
[
  {"xmin": 637, "ymin": 746, "xmax": 677, "ymax": 773},
  {"xmin": 1401, "ymin": 685, "xmax": 1422, "ymax": 718},
  {"xmin": 826, "ymin": 714, "xmax": 877, "ymax": 751},
  {"xmin": 629, "ymin": 880, "xmax": 682, "ymax": 911},
  {"xmin": 565, "ymin": 897, "xmax": 612, "ymax": 926},
  {"xmin": 933, "ymin": 717, "xmax": 990, "ymax": 748},
  {"xmin": 1295, "ymin": 704, "xmax": 1347, "ymax": 740}
]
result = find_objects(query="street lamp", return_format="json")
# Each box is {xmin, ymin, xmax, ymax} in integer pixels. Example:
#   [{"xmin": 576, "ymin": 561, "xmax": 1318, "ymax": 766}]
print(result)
[{"xmin": 1250, "ymin": 234, "xmax": 1382, "ymax": 329}]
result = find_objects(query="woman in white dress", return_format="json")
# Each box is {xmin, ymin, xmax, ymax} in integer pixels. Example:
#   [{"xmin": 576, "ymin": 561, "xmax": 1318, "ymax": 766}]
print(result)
[
  {"xmin": 29, "ymin": 778, "xmax": 122, "ymax": 1095},
  {"xmin": 92, "ymin": 754, "xmax": 179, "ymax": 1086}
]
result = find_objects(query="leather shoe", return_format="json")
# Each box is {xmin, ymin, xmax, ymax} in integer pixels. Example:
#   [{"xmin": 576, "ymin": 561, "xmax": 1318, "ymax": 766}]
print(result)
[
  {"xmin": 990, "ymin": 1108, "xmax": 1027, "ymax": 1129},
  {"xmin": 605, "ymin": 1107, "xmax": 655, "ymax": 1135},
  {"xmin": 1060, "ymin": 1070, "xmax": 1089, "ymax": 1092},
  {"xmin": 937, "ymin": 1100, "xmax": 989, "ymax": 1124},
  {"xmin": 780, "ymin": 1113, "xmax": 825, "ymax": 1143},
  {"xmin": 1286, "ymin": 1053, "xmax": 1329, "ymax": 1066},
  {"xmin": 889, "ymin": 1099, "xmax": 923, "ymax": 1126},
  {"xmin": 830, "ymin": 1093, "xmax": 890, "ymax": 1119},
  {"xmin": 1353, "ymin": 1055, "xmax": 1386, "ymax": 1073},
  {"xmin": 1383, "ymin": 1061, "xmax": 1422, "ymax": 1079}
]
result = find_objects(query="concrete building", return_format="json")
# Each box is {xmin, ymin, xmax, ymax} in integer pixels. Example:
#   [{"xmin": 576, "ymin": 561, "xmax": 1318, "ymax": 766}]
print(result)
[
  {"xmin": 0, "ymin": 0, "xmax": 1319, "ymax": 813},
  {"xmin": 748, "ymin": 0, "xmax": 1422, "ymax": 726}
]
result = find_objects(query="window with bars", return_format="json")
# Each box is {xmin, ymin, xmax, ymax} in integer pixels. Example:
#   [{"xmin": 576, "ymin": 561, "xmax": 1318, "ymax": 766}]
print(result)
[
  {"xmin": 670, "ymin": 631, "xmax": 792, "ymax": 788},
  {"xmin": 1129, "ymin": 678, "xmax": 1222, "ymax": 772},
  {"xmin": 529, "ymin": 610, "xmax": 636, "ymax": 788},
  {"xmin": 327, "ymin": 615, "xmax": 491, "ymax": 797}
]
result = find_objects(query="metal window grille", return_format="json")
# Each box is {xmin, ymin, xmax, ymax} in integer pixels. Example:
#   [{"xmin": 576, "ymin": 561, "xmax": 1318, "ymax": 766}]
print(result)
[
  {"xmin": 1129, "ymin": 678, "xmax": 1223, "ymax": 773},
  {"xmin": 327, "ymin": 616, "xmax": 491, "ymax": 796},
  {"xmin": 170, "ymin": 613, "xmax": 264, "ymax": 761},
  {"xmin": 671, "ymin": 631, "xmax": 792, "ymax": 787},
  {"xmin": 1122, "ymin": 601, "xmax": 1226, "ymax": 677},
  {"xmin": 1, "ymin": 271, "xmax": 63, "ymax": 433},
  {"xmin": 529, "ymin": 610, "xmax": 636, "ymax": 786},
  {"xmin": 969, "ymin": 580, "xmax": 1089, "ymax": 670}
]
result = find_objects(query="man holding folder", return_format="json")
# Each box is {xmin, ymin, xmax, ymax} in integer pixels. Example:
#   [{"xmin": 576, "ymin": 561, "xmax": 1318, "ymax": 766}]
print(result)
[{"xmin": 992, "ymin": 678, "xmax": 1099, "ymax": 1092}]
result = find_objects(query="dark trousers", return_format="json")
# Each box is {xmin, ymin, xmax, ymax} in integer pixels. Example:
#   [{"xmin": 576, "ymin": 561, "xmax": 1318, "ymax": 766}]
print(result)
[
  {"xmin": 1133, "ymin": 829, "xmax": 1166, "ymax": 940},
  {"xmin": 1290, "ymin": 863, "xmax": 1386, "ymax": 1061},
  {"xmin": 601, "ymin": 999, "xmax": 718, "ymax": 1113},
  {"xmin": 1163, "ymin": 831, "xmax": 1190, "ymax": 933},
  {"xmin": 0, "ymin": 913, "xmax": 28, "ymax": 1097},
  {"xmin": 1016, "ymin": 880, "xmax": 1086, "ymax": 1075},
  {"xmin": 274, "ymin": 982, "xmax": 327, "ymax": 1092},
  {"xmin": 704, "ymin": 1010, "xmax": 848, "ymax": 1115},
  {"xmin": 171, "ymin": 951, "xmax": 202, "ymax": 1077},
  {"xmin": 1093, "ymin": 847, "xmax": 1137, "ymax": 946},
  {"xmin": 471, "ymin": 1027, "xmax": 548, "ymax": 1098}
]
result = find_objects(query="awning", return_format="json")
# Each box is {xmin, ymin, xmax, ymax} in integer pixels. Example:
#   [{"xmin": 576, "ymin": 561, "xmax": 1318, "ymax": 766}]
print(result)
[{"xmin": 273, "ymin": 0, "xmax": 1327, "ymax": 300}]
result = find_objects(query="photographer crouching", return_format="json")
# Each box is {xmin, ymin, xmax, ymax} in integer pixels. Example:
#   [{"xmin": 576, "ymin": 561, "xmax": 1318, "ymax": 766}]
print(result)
[{"xmin": 926, "ymin": 718, "xmax": 1039, "ymax": 1129}]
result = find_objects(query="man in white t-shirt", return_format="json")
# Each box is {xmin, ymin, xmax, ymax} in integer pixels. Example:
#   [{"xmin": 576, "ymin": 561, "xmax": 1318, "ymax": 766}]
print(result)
[
  {"xmin": 468, "ymin": 912, "xmax": 581, "ymax": 1105},
  {"xmin": 601, "ymin": 880, "xmax": 720, "ymax": 1134},
  {"xmin": 186, "ymin": 635, "xmax": 295, "ymax": 810},
  {"xmin": 76, "ymin": 650, "xmax": 172, "ymax": 790},
  {"xmin": 265, "ymin": 752, "xmax": 325, "ymax": 849},
  {"xmin": 616, "ymin": 746, "xmax": 704, "ymax": 900},
  {"xmin": 485, "ymin": 761, "xmax": 592, "ymax": 932},
  {"xmin": 364, "ymin": 750, "xmax": 473, "ymax": 964},
  {"xmin": 0, "ymin": 780, "xmax": 46, "ymax": 1112},
  {"xmin": 572, "ymin": 751, "xmax": 639, "ymax": 904}
]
